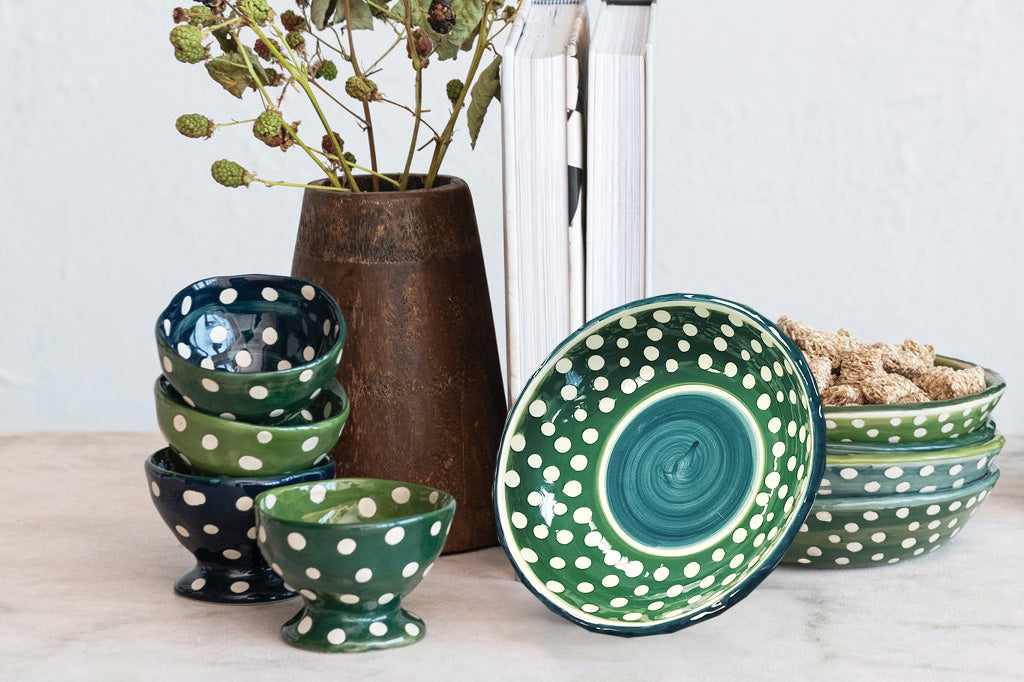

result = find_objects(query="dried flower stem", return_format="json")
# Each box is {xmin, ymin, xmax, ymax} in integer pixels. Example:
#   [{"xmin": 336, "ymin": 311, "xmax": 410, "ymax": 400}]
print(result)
[
  {"xmin": 343, "ymin": 0, "xmax": 379, "ymax": 190},
  {"xmin": 399, "ymin": 0, "xmax": 423, "ymax": 190},
  {"xmin": 258, "ymin": 178, "xmax": 352, "ymax": 191},
  {"xmin": 424, "ymin": 0, "xmax": 498, "ymax": 188},
  {"xmin": 232, "ymin": 27, "xmax": 343, "ymax": 188},
  {"xmin": 250, "ymin": 21, "xmax": 356, "ymax": 190}
]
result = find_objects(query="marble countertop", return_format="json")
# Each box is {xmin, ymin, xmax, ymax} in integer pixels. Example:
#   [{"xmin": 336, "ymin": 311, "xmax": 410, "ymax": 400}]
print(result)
[{"xmin": 1, "ymin": 432, "xmax": 1021, "ymax": 681}]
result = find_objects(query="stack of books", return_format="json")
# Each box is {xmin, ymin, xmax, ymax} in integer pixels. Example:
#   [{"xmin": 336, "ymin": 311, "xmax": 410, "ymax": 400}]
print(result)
[{"xmin": 501, "ymin": 0, "xmax": 656, "ymax": 400}]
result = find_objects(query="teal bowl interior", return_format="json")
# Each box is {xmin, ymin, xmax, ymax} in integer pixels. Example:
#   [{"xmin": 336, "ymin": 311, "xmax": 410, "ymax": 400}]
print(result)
[
  {"xmin": 155, "ymin": 274, "xmax": 346, "ymax": 420},
  {"xmin": 823, "ymin": 357, "xmax": 1005, "ymax": 444},
  {"xmin": 784, "ymin": 468, "xmax": 1000, "ymax": 568},
  {"xmin": 155, "ymin": 375, "xmax": 349, "ymax": 477}
]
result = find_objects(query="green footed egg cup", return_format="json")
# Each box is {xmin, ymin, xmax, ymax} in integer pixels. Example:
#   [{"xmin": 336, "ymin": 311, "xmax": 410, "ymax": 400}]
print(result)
[{"xmin": 256, "ymin": 479, "xmax": 455, "ymax": 652}]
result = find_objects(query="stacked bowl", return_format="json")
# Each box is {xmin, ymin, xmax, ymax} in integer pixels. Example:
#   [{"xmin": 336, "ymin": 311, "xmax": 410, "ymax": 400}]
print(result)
[
  {"xmin": 784, "ymin": 357, "xmax": 1006, "ymax": 568},
  {"xmin": 146, "ymin": 274, "xmax": 350, "ymax": 602}
]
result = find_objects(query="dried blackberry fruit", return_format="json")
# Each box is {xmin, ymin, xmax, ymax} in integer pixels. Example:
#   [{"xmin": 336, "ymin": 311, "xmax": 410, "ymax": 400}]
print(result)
[{"xmin": 427, "ymin": 0, "xmax": 456, "ymax": 35}]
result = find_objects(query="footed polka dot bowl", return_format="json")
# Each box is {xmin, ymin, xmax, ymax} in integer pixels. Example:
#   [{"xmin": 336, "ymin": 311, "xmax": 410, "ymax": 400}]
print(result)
[
  {"xmin": 155, "ymin": 274, "xmax": 345, "ymax": 421},
  {"xmin": 144, "ymin": 448, "xmax": 335, "ymax": 603},
  {"xmin": 818, "ymin": 430, "xmax": 1005, "ymax": 498},
  {"xmin": 783, "ymin": 468, "xmax": 1000, "ymax": 568},
  {"xmin": 824, "ymin": 357, "xmax": 1005, "ymax": 444},
  {"xmin": 255, "ymin": 478, "xmax": 455, "ymax": 652},
  {"xmin": 155, "ymin": 375, "xmax": 349, "ymax": 477},
  {"xmin": 495, "ymin": 294, "xmax": 825, "ymax": 635}
]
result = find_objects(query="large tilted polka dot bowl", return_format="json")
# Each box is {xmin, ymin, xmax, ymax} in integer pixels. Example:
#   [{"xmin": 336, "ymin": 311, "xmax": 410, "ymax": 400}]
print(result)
[
  {"xmin": 145, "ymin": 448, "xmax": 335, "ymax": 603},
  {"xmin": 783, "ymin": 468, "xmax": 1000, "ymax": 568},
  {"xmin": 155, "ymin": 375, "xmax": 349, "ymax": 477},
  {"xmin": 155, "ymin": 274, "xmax": 346, "ymax": 421},
  {"xmin": 255, "ymin": 479, "xmax": 455, "ymax": 652},
  {"xmin": 823, "ymin": 357, "xmax": 1005, "ymax": 444},
  {"xmin": 818, "ymin": 429, "xmax": 1005, "ymax": 498},
  {"xmin": 495, "ymin": 294, "xmax": 826, "ymax": 635}
]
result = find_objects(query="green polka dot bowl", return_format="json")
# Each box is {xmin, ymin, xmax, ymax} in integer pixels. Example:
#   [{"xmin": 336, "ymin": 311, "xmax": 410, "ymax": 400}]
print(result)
[
  {"xmin": 824, "ymin": 420, "xmax": 996, "ymax": 457},
  {"xmin": 155, "ymin": 274, "xmax": 345, "ymax": 421},
  {"xmin": 784, "ymin": 467, "xmax": 1000, "ymax": 568},
  {"xmin": 255, "ymin": 479, "xmax": 455, "ymax": 652},
  {"xmin": 819, "ymin": 430, "xmax": 1004, "ymax": 498},
  {"xmin": 154, "ymin": 375, "xmax": 349, "ymax": 477},
  {"xmin": 495, "ymin": 294, "xmax": 826, "ymax": 636},
  {"xmin": 145, "ymin": 447, "xmax": 335, "ymax": 603},
  {"xmin": 823, "ymin": 357, "xmax": 1005, "ymax": 444}
]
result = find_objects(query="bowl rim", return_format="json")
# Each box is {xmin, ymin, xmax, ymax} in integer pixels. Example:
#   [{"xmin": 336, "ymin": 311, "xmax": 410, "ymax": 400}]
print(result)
[
  {"xmin": 254, "ymin": 478, "xmax": 457, "ymax": 529},
  {"xmin": 824, "ymin": 420, "xmax": 997, "ymax": 455},
  {"xmin": 810, "ymin": 466, "xmax": 999, "ymax": 511},
  {"xmin": 154, "ymin": 375, "xmax": 351, "ymax": 435},
  {"xmin": 145, "ymin": 447, "xmax": 335, "ymax": 485},
  {"xmin": 824, "ymin": 432, "xmax": 1005, "ymax": 466},
  {"xmin": 154, "ymin": 273, "xmax": 346, "ymax": 381},
  {"xmin": 823, "ymin": 356, "xmax": 1006, "ymax": 417}
]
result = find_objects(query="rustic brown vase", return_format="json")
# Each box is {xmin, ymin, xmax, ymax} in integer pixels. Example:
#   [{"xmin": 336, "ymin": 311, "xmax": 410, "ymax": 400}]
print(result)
[{"xmin": 291, "ymin": 175, "xmax": 507, "ymax": 553}]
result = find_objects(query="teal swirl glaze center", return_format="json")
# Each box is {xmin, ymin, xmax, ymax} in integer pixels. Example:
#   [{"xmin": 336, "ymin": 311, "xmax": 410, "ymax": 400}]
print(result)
[{"xmin": 601, "ymin": 385, "xmax": 762, "ymax": 554}]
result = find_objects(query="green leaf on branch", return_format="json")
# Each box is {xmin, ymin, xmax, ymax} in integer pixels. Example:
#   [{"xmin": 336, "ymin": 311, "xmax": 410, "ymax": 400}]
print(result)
[
  {"xmin": 394, "ymin": 0, "xmax": 485, "ymax": 61},
  {"xmin": 467, "ymin": 55, "xmax": 500, "ymax": 148},
  {"xmin": 205, "ymin": 48, "xmax": 269, "ymax": 98},
  {"xmin": 210, "ymin": 26, "xmax": 238, "ymax": 53},
  {"xmin": 311, "ymin": 0, "xmax": 375, "ymax": 30}
]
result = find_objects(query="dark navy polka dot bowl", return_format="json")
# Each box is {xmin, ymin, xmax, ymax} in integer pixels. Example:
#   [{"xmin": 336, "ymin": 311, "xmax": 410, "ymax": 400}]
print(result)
[
  {"xmin": 155, "ymin": 274, "xmax": 345, "ymax": 421},
  {"xmin": 145, "ymin": 447, "xmax": 335, "ymax": 603}
]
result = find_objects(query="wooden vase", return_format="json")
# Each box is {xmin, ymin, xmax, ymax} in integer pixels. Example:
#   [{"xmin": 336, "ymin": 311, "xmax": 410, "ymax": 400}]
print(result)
[{"xmin": 291, "ymin": 175, "xmax": 507, "ymax": 553}]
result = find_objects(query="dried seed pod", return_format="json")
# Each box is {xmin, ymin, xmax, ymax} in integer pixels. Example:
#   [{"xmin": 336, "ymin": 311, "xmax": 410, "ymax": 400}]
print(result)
[
  {"xmin": 428, "ymin": 0, "xmax": 456, "ymax": 34},
  {"xmin": 821, "ymin": 384, "xmax": 864, "ymax": 406}
]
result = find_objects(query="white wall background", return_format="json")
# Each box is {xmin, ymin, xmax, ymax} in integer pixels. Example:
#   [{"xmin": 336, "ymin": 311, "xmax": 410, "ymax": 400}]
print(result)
[{"xmin": 1, "ymin": 1, "xmax": 1021, "ymax": 433}]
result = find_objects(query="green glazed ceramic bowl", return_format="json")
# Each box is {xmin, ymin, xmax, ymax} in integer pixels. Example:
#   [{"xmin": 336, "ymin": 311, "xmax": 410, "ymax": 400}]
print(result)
[
  {"xmin": 824, "ymin": 420, "xmax": 996, "ymax": 457},
  {"xmin": 824, "ymin": 357, "xmax": 1004, "ymax": 444},
  {"xmin": 819, "ymin": 432, "xmax": 1005, "ymax": 498},
  {"xmin": 155, "ymin": 376, "xmax": 349, "ymax": 477},
  {"xmin": 784, "ymin": 468, "xmax": 999, "ymax": 568},
  {"xmin": 495, "ymin": 294, "xmax": 825, "ymax": 635},
  {"xmin": 156, "ymin": 274, "xmax": 345, "ymax": 421},
  {"xmin": 145, "ymin": 448, "xmax": 335, "ymax": 603},
  {"xmin": 256, "ymin": 479, "xmax": 455, "ymax": 652}
]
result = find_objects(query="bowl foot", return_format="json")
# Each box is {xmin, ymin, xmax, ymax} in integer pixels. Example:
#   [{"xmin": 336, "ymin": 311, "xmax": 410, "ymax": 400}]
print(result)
[
  {"xmin": 174, "ymin": 563, "xmax": 297, "ymax": 603},
  {"xmin": 281, "ymin": 601, "xmax": 426, "ymax": 652}
]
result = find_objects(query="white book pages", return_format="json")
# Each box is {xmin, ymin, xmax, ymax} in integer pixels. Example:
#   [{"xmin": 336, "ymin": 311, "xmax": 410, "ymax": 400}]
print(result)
[
  {"xmin": 502, "ymin": 0, "xmax": 589, "ymax": 403},
  {"xmin": 585, "ymin": 2, "xmax": 653, "ymax": 321}
]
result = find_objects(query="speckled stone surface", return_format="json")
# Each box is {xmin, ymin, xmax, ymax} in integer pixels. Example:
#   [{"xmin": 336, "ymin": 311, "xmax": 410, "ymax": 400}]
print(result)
[{"xmin": 0, "ymin": 432, "xmax": 1021, "ymax": 680}]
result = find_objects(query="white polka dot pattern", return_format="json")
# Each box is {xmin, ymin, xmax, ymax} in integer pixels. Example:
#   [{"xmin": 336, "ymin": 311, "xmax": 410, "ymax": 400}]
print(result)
[
  {"xmin": 495, "ymin": 296, "xmax": 824, "ymax": 633},
  {"xmin": 786, "ymin": 469, "xmax": 999, "ymax": 567}
]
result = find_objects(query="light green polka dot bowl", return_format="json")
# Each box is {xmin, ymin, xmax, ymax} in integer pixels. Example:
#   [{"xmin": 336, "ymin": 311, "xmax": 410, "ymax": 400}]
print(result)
[
  {"xmin": 823, "ymin": 357, "xmax": 1005, "ymax": 444},
  {"xmin": 784, "ymin": 468, "xmax": 1000, "ymax": 568},
  {"xmin": 495, "ymin": 294, "xmax": 825, "ymax": 636},
  {"xmin": 255, "ymin": 479, "xmax": 455, "ymax": 652},
  {"xmin": 155, "ymin": 376, "xmax": 349, "ymax": 477},
  {"xmin": 819, "ymin": 431, "xmax": 1005, "ymax": 498},
  {"xmin": 155, "ymin": 274, "xmax": 345, "ymax": 422}
]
